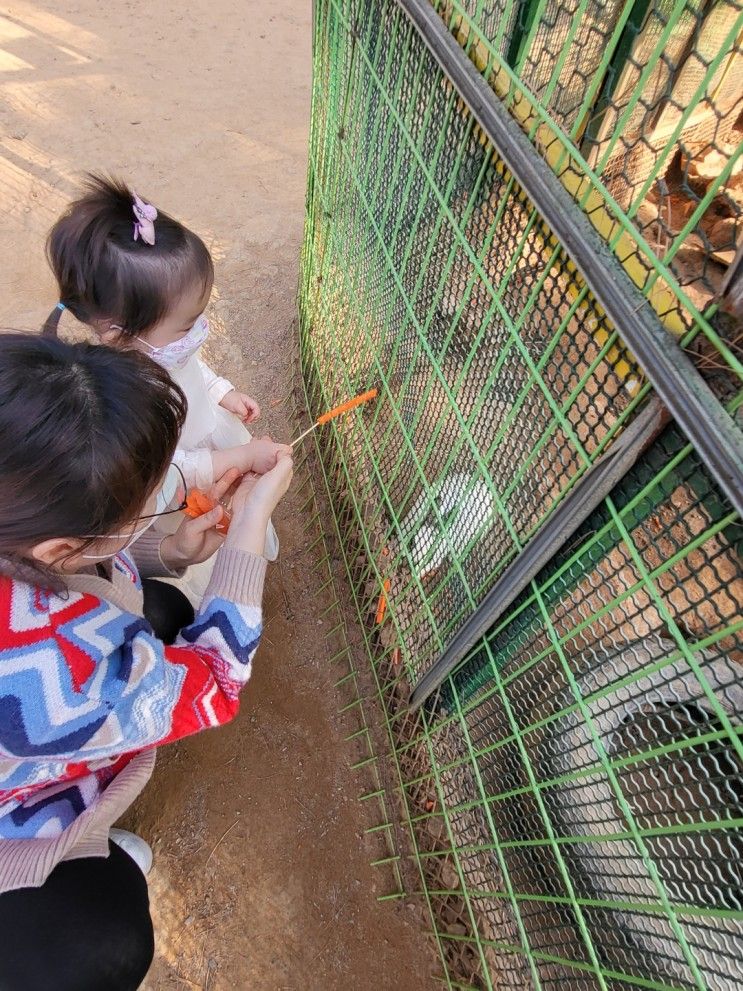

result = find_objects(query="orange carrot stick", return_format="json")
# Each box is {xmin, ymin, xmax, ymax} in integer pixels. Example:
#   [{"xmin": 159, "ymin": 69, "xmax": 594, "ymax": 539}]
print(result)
[
  {"xmin": 317, "ymin": 388, "xmax": 378, "ymax": 425},
  {"xmin": 184, "ymin": 489, "xmax": 231, "ymax": 534}
]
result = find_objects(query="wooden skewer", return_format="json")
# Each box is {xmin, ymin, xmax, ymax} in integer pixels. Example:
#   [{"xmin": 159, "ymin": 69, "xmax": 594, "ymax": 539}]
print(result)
[{"xmin": 291, "ymin": 421, "xmax": 321, "ymax": 447}]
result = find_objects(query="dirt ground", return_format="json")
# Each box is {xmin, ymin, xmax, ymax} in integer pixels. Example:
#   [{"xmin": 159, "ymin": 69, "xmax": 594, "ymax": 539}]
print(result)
[{"xmin": 0, "ymin": 1, "xmax": 438, "ymax": 987}]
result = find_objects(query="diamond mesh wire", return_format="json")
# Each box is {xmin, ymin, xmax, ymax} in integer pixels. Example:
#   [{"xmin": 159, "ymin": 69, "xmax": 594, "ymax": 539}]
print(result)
[
  {"xmin": 299, "ymin": 0, "xmax": 743, "ymax": 987},
  {"xmin": 304, "ymin": 0, "xmax": 650, "ymax": 684}
]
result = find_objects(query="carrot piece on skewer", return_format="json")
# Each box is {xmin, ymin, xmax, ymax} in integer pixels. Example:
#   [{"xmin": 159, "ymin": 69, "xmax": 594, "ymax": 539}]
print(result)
[
  {"xmin": 292, "ymin": 388, "xmax": 379, "ymax": 447},
  {"xmin": 316, "ymin": 388, "xmax": 378, "ymax": 425}
]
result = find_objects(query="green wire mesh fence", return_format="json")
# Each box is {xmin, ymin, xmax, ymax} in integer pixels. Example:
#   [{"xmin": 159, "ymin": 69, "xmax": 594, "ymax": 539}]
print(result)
[
  {"xmin": 298, "ymin": 0, "xmax": 743, "ymax": 987},
  {"xmin": 437, "ymin": 0, "xmax": 743, "ymax": 378}
]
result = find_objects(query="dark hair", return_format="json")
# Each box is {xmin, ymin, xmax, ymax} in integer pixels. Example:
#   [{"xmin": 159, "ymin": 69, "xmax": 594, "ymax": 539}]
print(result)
[
  {"xmin": 0, "ymin": 333, "xmax": 187, "ymax": 586},
  {"xmin": 43, "ymin": 174, "xmax": 214, "ymax": 338}
]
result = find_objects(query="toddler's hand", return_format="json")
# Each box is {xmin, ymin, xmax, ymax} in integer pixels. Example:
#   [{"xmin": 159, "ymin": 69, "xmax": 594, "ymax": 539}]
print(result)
[
  {"xmin": 244, "ymin": 435, "xmax": 293, "ymax": 474},
  {"xmin": 220, "ymin": 390, "xmax": 261, "ymax": 423}
]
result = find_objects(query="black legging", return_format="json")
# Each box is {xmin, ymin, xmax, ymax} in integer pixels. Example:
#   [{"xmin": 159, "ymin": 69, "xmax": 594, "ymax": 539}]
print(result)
[
  {"xmin": 0, "ymin": 842, "xmax": 153, "ymax": 990},
  {"xmin": 142, "ymin": 577, "xmax": 195, "ymax": 644},
  {"xmin": 0, "ymin": 580, "xmax": 194, "ymax": 989}
]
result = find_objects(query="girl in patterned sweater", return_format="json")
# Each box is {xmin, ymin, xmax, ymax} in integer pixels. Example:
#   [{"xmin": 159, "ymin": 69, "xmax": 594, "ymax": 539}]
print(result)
[{"xmin": 0, "ymin": 333, "xmax": 292, "ymax": 991}]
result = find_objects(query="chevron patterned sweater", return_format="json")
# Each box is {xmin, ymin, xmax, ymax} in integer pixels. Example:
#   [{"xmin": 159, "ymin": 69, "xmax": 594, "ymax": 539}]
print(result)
[{"xmin": 0, "ymin": 541, "xmax": 266, "ymax": 892}]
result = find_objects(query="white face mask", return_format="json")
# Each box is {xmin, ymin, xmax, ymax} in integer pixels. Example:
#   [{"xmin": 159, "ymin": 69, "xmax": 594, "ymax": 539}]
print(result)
[
  {"xmin": 81, "ymin": 464, "xmax": 182, "ymax": 561},
  {"xmin": 137, "ymin": 315, "xmax": 209, "ymax": 370}
]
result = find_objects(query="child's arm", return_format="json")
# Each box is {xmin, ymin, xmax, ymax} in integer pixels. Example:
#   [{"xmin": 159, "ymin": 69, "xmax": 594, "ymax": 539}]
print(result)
[
  {"xmin": 172, "ymin": 436, "xmax": 290, "ymax": 491},
  {"xmin": 0, "ymin": 460, "xmax": 292, "ymax": 762},
  {"xmin": 198, "ymin": 358, "xmax": 260, "ymax": 423},
  {"xmin": 172, "ymin": 445, "xmax": 217, "ymax": 491},
  {"xmin": 197, "ymin": 357, "xmax": 236, "ymax": 405},
  {"xmin": 210, "ymin": 436, "xmax": 292, "ymax": 480}
]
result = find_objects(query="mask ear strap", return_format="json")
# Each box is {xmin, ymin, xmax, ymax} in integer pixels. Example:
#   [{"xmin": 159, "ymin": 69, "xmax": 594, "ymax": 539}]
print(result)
[
  {"xmin": 135, "ymin": 336, "xmax": 156, "ymax": 351},
  {"xmin": 97, "ymin": 324, "xmax": 126, "ymax": 345}
]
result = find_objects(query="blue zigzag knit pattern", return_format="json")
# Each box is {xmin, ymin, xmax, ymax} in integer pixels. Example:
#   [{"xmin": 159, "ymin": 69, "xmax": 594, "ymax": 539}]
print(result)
[{"xmin": 0, "ymin": 562, "xmax": 262, "ymax": 841}]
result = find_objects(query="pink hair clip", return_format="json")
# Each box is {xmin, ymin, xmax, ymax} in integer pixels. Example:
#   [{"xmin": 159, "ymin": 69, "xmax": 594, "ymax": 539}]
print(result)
[{"xmin": 132, "ymin": 192, "xmax": 157, "ymax": 245}]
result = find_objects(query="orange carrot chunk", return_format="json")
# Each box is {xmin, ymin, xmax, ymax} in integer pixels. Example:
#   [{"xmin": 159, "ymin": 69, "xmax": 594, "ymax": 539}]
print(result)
[
  {"xmin": 375, "ymin": 578, "xmax": 391, "ymax": 624},
  {"xmin": 184, "ymin": 489, "xmax": 231, "ymax": 534},
  {"xmin": 184, "ymin": 491, "xmax": 214, "ymax": 516}
]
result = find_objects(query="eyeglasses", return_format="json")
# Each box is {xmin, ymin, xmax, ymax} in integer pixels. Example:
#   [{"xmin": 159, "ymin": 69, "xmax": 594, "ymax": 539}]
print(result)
[{"xmin": 137, "ymin": 462, "xmax": 188, "ymax": 521}]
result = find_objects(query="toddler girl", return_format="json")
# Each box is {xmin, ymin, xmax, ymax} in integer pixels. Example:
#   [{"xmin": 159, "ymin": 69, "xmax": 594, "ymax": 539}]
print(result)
[
  {"xmin": 44, "ymin": 175, "xmax": 285, "ymax": 595},
  {"xmin": 0, "ymin": 332, "xmax": 292, "ymax": 991}
]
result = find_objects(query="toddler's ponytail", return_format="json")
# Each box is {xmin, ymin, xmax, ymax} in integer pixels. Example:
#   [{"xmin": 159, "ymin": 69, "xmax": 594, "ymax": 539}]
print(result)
[{"xmin": 41, "ymin": 302, "xmax": 65, "ymax": 338}]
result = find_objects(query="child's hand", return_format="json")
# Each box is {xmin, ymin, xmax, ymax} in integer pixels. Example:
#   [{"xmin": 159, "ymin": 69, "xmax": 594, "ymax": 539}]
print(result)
[
  {"xmin": 225, "ymin": 455, "xmax": 294, "ymax": 556},
  {"xmin": 210, "ymin": 437, "xmax": 289, "ymax": 480},
  {"xmin": 160, "ymin": 470, "xmax": 240, "ymax": 568},
  {"xmin": 244, "ymin": 435, "xmax": 293, "ymax": 474},
  {"xmin": 220, "ymin": 390, "xmax": 261, "ymax": 423}
]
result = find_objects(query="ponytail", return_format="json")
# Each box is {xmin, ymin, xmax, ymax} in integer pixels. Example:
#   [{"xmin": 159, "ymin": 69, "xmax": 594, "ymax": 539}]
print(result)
[{"xmin": 41, "ymin": 302, "xmax": 65, "ymax": 338}]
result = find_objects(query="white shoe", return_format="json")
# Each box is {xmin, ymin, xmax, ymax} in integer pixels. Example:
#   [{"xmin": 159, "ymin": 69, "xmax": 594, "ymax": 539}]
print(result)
[
  {"xmin": 110, "ymin": 828, "xmax": 153, "ymax": 876},
  {"xmin": 264, "ymin": 520, "xmax": 279, "ymax": 562}
]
